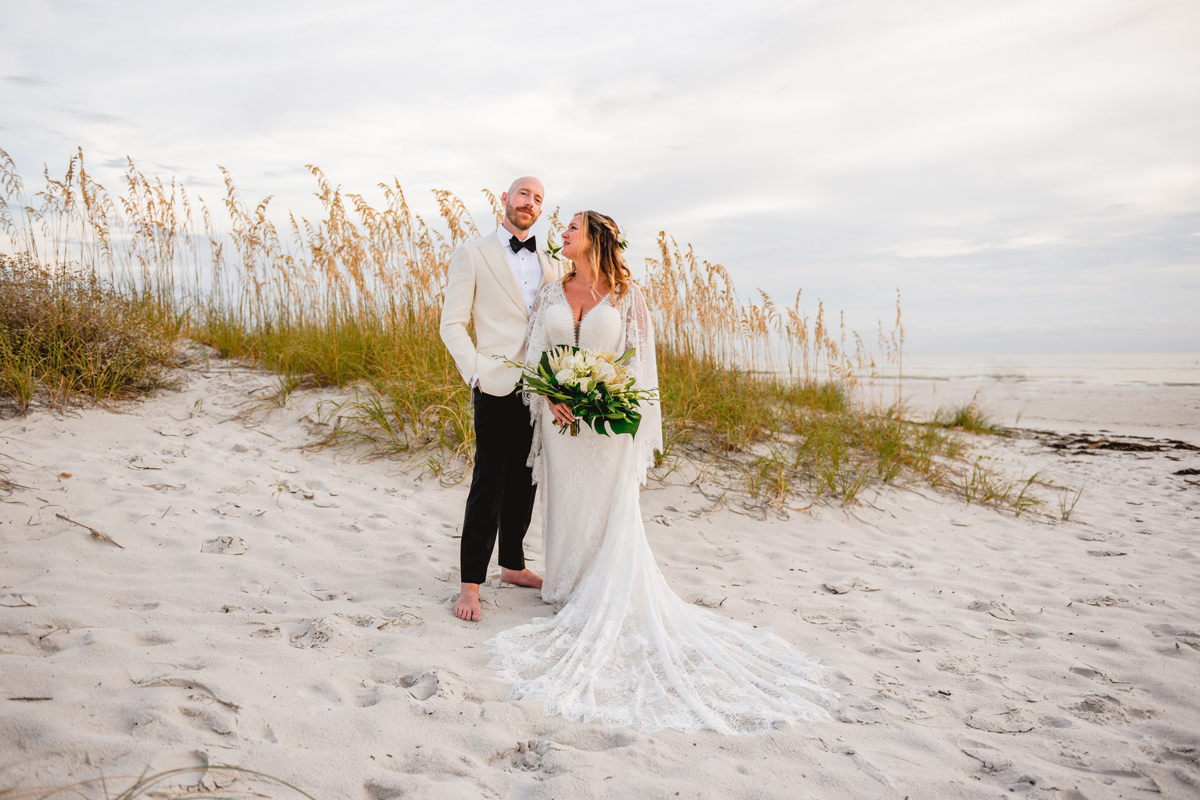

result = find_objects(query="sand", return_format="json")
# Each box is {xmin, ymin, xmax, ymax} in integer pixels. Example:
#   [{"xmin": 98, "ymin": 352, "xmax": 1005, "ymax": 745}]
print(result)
[{"xmin": 2, "ymin": 354, "xmax": 1198, "ymax": 799}]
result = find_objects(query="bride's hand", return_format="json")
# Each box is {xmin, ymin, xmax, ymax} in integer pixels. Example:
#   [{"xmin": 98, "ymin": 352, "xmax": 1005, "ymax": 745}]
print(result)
[{"xmin": 546, "ymin": 398, "xmax": 574, "ymax": 425}]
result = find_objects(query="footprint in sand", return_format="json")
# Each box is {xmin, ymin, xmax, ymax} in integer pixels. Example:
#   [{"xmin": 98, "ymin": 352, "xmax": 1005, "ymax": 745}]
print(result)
[
  {"xmin": 136, "ymin": 676, "xmax": 240, "ymax": 736},
  {"xmin": 1147, "ymin": 623, "xmax": 1200, "ymax": 650},
  {"xmin": 144, "ymin": 483, "xmax": 187, "ymax": 493},
  {"xmin": 966, "ymin": 599, "xmax": 1017, "ymax": 621},
  {"xmin": 936, "ymin": 655, "xmax": 979, "ymax": 675},
  {"xmin": 542, "ymin": 727, "xmax": 636, "ymax": 753},
  {"xmin": 286, "ymin": 617, "xmax": 347, "ymax": 650},
  {"xmin": 508, "ymin": 740, "xmax": 551, "ymax": 772},
  {"xmin": 399, "ymin": 671, "xmax": 439, "ymax": 701},
  {"xmin": 201, "ymin": 536, "xmax": 247, "ymax": 555},
  {"xmin": 0, "ymin": 623, "xmax": 83, "ymax": 656},
  {"xmin": 284, "ymin": 612, "xmax": 416, "ymax": 652},
  {"xmin": 822, "ymin": 577, "xmax": 879, "ymax": 594},
  {"xmin": 308, "ymin": 589, "xmax": 355, "ymax": 602},
  {"xmin": 1073, "ymin": 594, "xmax": 1132, "ymax": 607},
  {"xmin": 1068, "ymin": 694, "xmax": 1155, "ymax": 725},
  {"xmin": 152, "ymin": 423, "xmax": 197, "ymax": 438},
  {"xmin": 957, "ymin": 738, "xmax": 1014, "ymax": 772},
  {"xmin": 1068, "ymin": 665, "xmax": 1112, "ymax": 682},
  {"xmin": 966, "ymin": 706, "xmax": 1037, "ymax": 733},
  {"xmin": 347, "ymin": 611, "xmax": 421, "ymax": 630}
]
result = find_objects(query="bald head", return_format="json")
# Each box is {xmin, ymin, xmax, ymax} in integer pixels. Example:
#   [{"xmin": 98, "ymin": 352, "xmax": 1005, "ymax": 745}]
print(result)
[
  {"xmin": 508, "ymin": 176, "xmax": 544, "ymax": 196},
  {"xmin": 501, "ymin": 176, "xmax": 545, "ymax": 235}
]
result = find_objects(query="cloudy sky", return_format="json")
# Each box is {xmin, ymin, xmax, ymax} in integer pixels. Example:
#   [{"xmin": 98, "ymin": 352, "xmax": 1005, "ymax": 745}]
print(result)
[{"xmin": 2, "ymin": 0, "xmax": 1197, "ymax": 353}]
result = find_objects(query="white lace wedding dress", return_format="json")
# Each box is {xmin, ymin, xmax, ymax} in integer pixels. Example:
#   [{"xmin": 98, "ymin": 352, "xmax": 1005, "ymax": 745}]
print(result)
[{"xmin": 487, "ymin": 280, "xmax": 835, "ymax": 734}]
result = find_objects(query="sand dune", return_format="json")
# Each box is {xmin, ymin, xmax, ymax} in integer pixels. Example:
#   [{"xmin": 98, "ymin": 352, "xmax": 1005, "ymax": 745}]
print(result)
[{"xmin": 2, "ymin": 356, "xmax": 1198, "ymax": 798}]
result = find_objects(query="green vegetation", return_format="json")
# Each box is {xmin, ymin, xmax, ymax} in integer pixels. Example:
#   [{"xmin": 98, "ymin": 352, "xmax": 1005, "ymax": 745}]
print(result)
[
  {"xmin": 0, "ymin": 146, "xmax": 1051, "ymax": 514},
  {"xmin": 929, "ymin": 397, "xmax": 1010, "ymax": 436},
  {"xmin": 0, "ymin": 252, "xmax": 179, "ymax": 412}
]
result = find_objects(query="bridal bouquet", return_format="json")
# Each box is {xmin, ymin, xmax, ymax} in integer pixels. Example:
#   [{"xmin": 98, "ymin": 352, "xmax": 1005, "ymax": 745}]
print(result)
[{"xmin": 502, "ymin": 346, "xmax": 657, "ymax": 436}]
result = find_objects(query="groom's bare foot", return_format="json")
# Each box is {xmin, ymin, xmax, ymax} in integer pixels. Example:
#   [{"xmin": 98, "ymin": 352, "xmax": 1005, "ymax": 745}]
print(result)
[
  {"xmin": 500, "ymin": 567, "xmax": 543, "ymax": 589},
  {"xmin": 454, "ymin": 583, "xmax": 482, "ymax": 621}
]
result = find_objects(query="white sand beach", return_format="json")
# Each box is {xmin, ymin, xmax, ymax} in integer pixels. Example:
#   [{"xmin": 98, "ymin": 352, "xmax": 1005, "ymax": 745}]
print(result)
[{"xmin": 2, "ymin": 354, "xmax": 1199, "ymax": 799}]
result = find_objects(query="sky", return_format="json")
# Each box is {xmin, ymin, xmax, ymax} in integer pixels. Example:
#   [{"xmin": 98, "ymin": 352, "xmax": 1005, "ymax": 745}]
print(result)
[{"xmin": 1, "ymin": 0, "xmax": 1197, "ymax": 354}]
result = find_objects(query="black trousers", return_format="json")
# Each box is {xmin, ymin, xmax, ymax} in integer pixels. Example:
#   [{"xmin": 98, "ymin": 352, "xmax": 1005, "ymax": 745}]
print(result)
[{"xmin": 460, "ymin": 387, "xmax": 538, "ymax": 585}]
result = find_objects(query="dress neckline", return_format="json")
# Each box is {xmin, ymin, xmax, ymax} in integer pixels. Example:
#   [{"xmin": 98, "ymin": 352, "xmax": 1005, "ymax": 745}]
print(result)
[
  {"xmin": 570, "ymin": 291, "xmax": 611, "ymax": 324},
  {"xmin": 556, "ymin": 281, "xmax": 612, "ymax": 345},
  {"xmin": 572, "ymin": 294, "xmax": 611, "ymax": 345}
]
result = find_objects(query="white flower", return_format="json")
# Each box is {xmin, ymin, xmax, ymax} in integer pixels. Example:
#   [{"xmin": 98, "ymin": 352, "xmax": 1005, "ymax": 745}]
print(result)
[
  {"xmin": 547, "ymin": 346, "xmax": 571, "ymax": 374},
  {"xmin": 593, "ymin": 361, "xmax": 617, "ymax": 385},
  {"xmin": 555, "ymin": 368, "xmax": 575, "ymax": 384},
  {"xmin": 570, "ymin": 353, "xmax": 594, "ymax": 376}
]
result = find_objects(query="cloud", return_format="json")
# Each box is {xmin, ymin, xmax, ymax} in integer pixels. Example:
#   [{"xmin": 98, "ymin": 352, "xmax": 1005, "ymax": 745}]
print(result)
[
  {"xmin": 4, "ymin": 75, "xmax": 49, "ymax": 87},
  {"xmin": 892, "ymin": 240, "xmax": 990, "ymax": 259},
  {"xmin": 0, "ymin": 0, "xmax": 1196, "ymax": 353},
  {"xmin": 67, "ymin": 109, "xmax": 124, "ymax": 125}
]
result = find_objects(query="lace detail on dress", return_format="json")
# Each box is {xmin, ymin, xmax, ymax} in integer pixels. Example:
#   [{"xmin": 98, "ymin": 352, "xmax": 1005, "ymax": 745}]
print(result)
[
  {"xmin": 620, "ymin": 284, "xmax": 663, "ymax": 482},
  {"xmin": 522, "ymin": 281, "xmax": 662, "ymax": 487}
]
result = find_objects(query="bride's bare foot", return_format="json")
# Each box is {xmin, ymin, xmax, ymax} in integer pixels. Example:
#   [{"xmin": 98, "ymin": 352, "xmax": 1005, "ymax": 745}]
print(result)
[
  {"xmin": 500, "ymin": 567, "xmax": 543, "ymax": 590},
  {"xmin": 454, "ymin": 583, "xmax": 482, "ymax": 621}
]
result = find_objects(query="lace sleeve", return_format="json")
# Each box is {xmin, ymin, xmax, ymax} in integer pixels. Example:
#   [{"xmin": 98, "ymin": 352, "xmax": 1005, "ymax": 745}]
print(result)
[
  {"xmin": 523, "ymin": 283, "xmax": 554, "ymax": 484},
  {"xmin": 623, "ymin": 283, "xmax": 663, "ymax": 484}
]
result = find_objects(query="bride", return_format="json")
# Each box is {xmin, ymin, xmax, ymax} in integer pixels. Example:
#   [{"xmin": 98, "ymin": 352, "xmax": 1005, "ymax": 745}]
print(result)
[{"xmin": 487, "ymin": 211, "xmax": 835, "ymax": 734}]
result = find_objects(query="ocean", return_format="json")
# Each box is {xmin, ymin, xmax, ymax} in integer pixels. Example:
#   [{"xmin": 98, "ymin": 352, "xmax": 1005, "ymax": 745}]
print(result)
[{"xmin": 875, "ymin": 353, "xmax": 1200, "ymax": 387}]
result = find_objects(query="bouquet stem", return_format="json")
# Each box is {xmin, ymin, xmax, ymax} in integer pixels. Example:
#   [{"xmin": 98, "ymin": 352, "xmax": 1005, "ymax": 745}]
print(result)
[{"xmin": 570, "ymin": 420, "xmax": 580, "ymax": 436}]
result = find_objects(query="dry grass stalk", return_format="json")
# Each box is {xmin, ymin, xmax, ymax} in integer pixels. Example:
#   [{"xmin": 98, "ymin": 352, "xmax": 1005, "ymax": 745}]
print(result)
[{"xmin": 54, "ymin": 512, "xmax": 124, "ymax": 549}]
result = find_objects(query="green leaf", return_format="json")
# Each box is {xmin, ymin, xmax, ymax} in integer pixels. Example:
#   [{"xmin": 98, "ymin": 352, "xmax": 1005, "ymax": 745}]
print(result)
[{"xmin": 607, "ymin": 415, "xmax": 640, "ymax": 436}]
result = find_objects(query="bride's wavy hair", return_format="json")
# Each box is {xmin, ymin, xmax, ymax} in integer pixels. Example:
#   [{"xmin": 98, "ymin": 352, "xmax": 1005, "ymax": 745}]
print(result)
[{"xmin": 565, "ymin": 210, "xmax": 633, "ymax": 302}]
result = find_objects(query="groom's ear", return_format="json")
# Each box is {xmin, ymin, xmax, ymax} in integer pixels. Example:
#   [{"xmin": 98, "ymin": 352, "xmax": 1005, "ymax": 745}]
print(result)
[{"xmin": 500, "ymin": 191, "xmax": 509, "ymax": 206}]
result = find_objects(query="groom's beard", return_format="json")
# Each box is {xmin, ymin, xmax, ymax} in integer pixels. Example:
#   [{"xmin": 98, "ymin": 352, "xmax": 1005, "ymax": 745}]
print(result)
[{"xmin": 506, "ymin": 204, "xmax": 537, "ymax": 233}]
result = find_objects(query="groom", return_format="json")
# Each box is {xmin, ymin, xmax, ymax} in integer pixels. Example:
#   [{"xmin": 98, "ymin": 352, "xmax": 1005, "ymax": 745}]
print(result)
[{"xmin": 439, "ymin": 176, "xmax": 561, "ymax": 621}]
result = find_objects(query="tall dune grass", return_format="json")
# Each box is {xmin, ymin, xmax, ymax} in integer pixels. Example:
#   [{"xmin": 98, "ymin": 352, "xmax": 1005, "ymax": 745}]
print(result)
[{"xmin": 0, "ymin": 147, "xmax": 1030, "ymax": 511}]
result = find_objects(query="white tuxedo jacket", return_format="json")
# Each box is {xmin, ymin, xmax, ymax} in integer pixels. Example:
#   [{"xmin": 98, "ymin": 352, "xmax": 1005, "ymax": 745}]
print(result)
[{"xmin": 440, "ymin": 232, "xmax": 563, "ymax": 396}]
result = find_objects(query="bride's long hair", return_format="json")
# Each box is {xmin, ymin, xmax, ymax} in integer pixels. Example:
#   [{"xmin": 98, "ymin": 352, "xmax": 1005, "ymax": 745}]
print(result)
[{"xmin": 564, "ymin": 210, "xmax": 633, "ymax": 303}]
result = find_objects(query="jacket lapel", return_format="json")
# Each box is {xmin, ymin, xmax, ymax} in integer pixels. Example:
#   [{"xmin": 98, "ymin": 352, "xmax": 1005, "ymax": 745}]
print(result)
[{"xmin": 479, "ymin": 235, "xmax": 526, "ymax": 314}]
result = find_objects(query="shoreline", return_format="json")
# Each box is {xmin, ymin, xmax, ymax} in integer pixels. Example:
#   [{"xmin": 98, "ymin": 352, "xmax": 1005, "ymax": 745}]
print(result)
[{"xmin": 858, "ymin": 377, "xmax": 1200, "ymax": 447}]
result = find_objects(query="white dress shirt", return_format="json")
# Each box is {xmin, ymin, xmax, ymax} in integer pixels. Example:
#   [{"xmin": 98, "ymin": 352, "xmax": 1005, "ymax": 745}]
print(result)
[
  {"xmin": 497, "ymin": 225, "xmax": 543, "ymax": 312},
  {"xmin": 469, "ymin": 226, "xmax": 544, "ymax": 388}
]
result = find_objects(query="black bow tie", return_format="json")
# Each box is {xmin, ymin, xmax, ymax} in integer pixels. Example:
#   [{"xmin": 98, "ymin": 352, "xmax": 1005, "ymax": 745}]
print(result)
[{"xmin": 509, "ymin": 234, "xmax": 536, "ymax": 254}]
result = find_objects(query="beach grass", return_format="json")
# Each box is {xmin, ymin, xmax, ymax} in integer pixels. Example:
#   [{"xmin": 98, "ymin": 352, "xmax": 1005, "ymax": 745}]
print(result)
[
  {"xmin": 0, "ymin": 251, "xmax": 179, "ymax": 411},
  {"xmin": 929, "ymin": 395, "xmax": 1010, "ymax": 436},
  {"xmin": 0, "ymin": 147, "xmax": 1039, "ymax": 512}
]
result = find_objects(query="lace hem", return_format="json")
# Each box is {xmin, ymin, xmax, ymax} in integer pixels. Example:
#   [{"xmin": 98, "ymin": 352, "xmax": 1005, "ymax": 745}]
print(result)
[
  {"xmin": 488, "ymin": 449, "xmax": 837, "ymax": 734},
  {"xmin": 486, "ymin": 590, "xmax": 835, "ymax": 734}
]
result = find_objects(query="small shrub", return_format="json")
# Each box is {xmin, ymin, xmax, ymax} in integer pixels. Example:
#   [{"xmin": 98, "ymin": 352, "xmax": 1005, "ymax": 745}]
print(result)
[
  {"xmin": 0, "ymin": 253, "xmax": 179, "ymax": 411},
  {"xmin": 931, "ymin": 397, "xmax": 1009, "ymax": 436}
]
